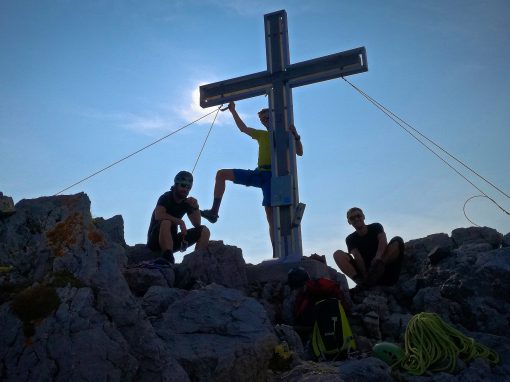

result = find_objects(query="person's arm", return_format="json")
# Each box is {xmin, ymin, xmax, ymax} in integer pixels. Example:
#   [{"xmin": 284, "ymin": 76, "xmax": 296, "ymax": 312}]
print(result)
[
  {"xmin": 185, "ymin": 197, "xmax": 201, "ymax": 228},
  {"xmin": 187, "ymin": 209, "xmax": 201, "ymax": 228},
  {"xmin": 228, "ymin": 101, "xmax": 257, "ymax": 137},
  {"xmin": 373, "ymin": 231, "xmax": 388, "ymax": 263},
  {"xmin": 154, "ymin": 205, "xmax": 187, "ymax": 236},
  {"xmin": 288, "ymin": 124, "xmax": 303, "ymax": 156}
]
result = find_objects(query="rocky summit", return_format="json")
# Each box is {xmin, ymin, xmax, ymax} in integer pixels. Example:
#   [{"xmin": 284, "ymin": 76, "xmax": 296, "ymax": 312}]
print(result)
[{"xmin": 0, "ymin": 192, "xmax": 509, "ymax": 381}]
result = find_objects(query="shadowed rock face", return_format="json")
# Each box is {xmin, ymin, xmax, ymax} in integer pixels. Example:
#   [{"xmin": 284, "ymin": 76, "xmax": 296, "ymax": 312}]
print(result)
[{"xmin": 1, "ymin": 191, "xmax": 509, "ymax": 381}]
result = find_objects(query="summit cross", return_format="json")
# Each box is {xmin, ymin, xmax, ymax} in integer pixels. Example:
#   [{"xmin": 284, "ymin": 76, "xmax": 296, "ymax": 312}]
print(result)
[{"xmin": 200, "ymin": 9, "xmax": 368, "ymax": 261}]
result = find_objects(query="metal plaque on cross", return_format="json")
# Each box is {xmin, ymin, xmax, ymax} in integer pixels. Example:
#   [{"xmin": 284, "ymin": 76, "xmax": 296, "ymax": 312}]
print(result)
[{"xmin": 200, "ymin": 9, "xmax": 368, "ymax": 262}]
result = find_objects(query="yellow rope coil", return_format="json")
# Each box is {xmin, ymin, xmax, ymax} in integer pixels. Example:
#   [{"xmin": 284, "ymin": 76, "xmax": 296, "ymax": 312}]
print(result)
[{"xmin": 399, "ymin": 312, "xmax": 499, "ymax": 375}]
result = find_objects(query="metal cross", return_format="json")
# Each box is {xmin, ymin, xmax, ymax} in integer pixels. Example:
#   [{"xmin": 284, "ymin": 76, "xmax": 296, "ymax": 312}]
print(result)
[{"xmin": 200, "ymin": 9, "xmax": 368, "ymax": 262}]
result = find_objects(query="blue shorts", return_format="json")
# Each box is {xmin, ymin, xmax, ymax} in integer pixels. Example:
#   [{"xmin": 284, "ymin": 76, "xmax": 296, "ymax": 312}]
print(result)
[{"xmin": 233, "ymin": 169, "xmax": 272, "ymax": 206}]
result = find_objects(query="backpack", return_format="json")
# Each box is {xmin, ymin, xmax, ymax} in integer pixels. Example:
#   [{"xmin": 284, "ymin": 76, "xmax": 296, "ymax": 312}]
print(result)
[
  {"xmin": 293, "ymin": 278, "xmax": 351, "ymax": 327},
  {"xmin": 311, "ymin": 297, "xmax": 356, "ymax": 361},
  {"xmin": 305, "ymin": 278, "xmax": 351, "ymax": 314}
]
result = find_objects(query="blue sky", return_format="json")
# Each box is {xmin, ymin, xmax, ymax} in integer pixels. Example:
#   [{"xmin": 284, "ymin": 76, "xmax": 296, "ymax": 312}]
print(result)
[{"xmin": 1, "ymin": 0, "xmax": 509, "ymax": 267}]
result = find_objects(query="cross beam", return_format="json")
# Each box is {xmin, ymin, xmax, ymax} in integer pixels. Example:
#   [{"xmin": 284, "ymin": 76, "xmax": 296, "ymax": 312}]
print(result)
[{"xmin": 200, "ymin": 10, "xmax": 368, "ymax": 262}]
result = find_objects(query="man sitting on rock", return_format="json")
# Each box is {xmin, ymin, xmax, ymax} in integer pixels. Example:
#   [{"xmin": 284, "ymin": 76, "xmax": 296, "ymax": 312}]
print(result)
[
  {"xmin": 147, "ymin": 171, "xmax": 210, "ymax": 264},
  {"xmin": 333, "ymin": 207, "xmax": 404, "ymax": 287}
]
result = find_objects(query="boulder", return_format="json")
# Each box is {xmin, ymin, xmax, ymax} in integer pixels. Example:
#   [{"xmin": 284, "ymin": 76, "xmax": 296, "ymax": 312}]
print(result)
[
  {"xmin": 0, "ymin": 193, "xmax": 188, "ymax": 381},
  {"xmin": 92, "ymin": 215, "xmax": 127, "ymax": 247},
  {"xmin": 500, "ymin": 232, "xmax": 510, "ymax": 247},
  {"xmin": 0, "ymin": 287, "xmax": 138, "ymax": 381},
  {"xmin": 451, "ymin": 226, "xmax": 502, "ymax": 249},
  {"xmin": 141, "ymin": 286, "xmax": 187, "ymax": 318},
  {"xmin": 123, "ymin": 267, "xmax": 175, "ymax": 296},
  {"xmin": 153, "ymin": 283, "xmax": 278, "ymax": 382},
  {"xmin": 182, "ymin": 240, "xmax": 248, "ymax": 288},
  {"xmin": 246, "ymin": 257, "xmax": 339, "ymax": 284}
]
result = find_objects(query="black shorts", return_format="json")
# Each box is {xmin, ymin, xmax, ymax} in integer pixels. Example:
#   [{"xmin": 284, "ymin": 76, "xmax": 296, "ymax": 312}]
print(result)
[
  {"xmin": 351, "ymin": 236, "xmax": 405, "ymax": 286},
  {"xmin": 147, "ymin": 221, "xmax": 204, "ymax": 252}
]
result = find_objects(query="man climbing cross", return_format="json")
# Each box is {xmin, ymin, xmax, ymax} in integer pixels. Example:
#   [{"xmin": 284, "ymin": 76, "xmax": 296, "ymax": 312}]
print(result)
[{"xmin": 201, "ymin": 101, "xmax": 303, "ymax": 250}]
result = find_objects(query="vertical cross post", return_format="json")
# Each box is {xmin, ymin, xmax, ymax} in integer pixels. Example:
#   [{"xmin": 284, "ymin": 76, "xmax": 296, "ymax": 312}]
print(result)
[
  {"xmin": 200, "ymin": 10, "xmax": 368, "ymax": 262},
  {"xmin": 265, "ymin": 11, "xmax": 300, "ymax": 260}
]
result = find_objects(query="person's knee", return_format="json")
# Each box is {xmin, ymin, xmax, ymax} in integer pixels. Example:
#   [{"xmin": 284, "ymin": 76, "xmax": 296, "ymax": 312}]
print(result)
[
  {"xmin": 383, "ymin": 238, "xmax": 403, "ymax": 263},
  {"xmin": 200, "ymin": 225, "xmax": 210, "ymax": 239},
  {"xmin": 333, "ymin": 250, "xmax": 350, "ymax": 268},
  {"xmin": 216, "ymin": 169, "xmax": 231, "ymax": 181}
]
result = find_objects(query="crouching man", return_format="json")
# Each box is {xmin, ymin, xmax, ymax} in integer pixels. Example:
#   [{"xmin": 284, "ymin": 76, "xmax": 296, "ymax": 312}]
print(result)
[
  {"xmin": 333, "ymin": 207, "xmax": 404, "ymax": 287},
  {"xmin": 147, "ymin": 171, "xmax": 210, "ymax": 264}
]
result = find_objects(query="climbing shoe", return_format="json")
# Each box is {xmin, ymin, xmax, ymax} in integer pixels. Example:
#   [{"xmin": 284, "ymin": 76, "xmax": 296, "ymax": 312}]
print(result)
[{"xmin": 200, "ymin": 209, "xmax": 218, "ymax": 223}]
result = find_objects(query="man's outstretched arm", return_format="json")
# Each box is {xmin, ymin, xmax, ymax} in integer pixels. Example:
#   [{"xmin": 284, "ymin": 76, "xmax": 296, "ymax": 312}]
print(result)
[{"xmin": 228, "ymin": 101, "xmax": 256, "ymax": 137}]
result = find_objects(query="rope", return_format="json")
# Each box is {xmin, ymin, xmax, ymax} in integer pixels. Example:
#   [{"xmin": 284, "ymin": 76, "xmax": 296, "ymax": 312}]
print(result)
[
  {"xmin": 341, "ymin": 77, "xmax": 510, "ymax": 221},
  {"xmin": 54, "ymin": 107, "xmax": 221, "ymax": 195},
  {"xmin": 462, "ymin": 194, "xmax": 488, "ymax": 227},
  {"xmin": 191, "ymin": 105, "xmax": 222, "ymax": 174},
  {"xmin": 399, "ymin": 312, "xmax": 499, "ymax": 375}
]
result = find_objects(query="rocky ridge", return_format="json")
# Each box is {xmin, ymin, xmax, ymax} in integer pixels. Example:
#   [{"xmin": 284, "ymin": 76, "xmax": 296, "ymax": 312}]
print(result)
[{"xmin": 0, "ymin": 192, "xmax": 509, "ymax": 381}]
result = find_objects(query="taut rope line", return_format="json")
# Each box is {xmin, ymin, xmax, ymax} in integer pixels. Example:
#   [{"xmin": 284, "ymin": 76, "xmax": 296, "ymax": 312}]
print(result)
[
  {"xmin": 342, "ymin": 77, "xmax": 509, "ymax": 222},
  {"xmin": 54, "ymin": 107, "xmax": 221, "ymax": 196},
  {"xmin": 191, "ymin": 105, "xmax": 222, "ymax": 174}
]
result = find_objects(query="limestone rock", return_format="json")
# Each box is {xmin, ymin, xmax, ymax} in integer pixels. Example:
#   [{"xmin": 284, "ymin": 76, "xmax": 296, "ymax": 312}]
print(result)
[
  {"xmin": 123, "ymin": 267, "xmax": 175, "ymax": 296},
  {"xmin": 1, "ymin": 192, "xmax": 510, "ymax": 381},
  {"xmin": 502, "ymin": 232, "xmax": 510, "ymax": 247},
  {"xmin": 181, "ymin": 240, "xmax": 248, "ymax": 288},
  {"xmin": 451, "ymin": 226, "xmax": 502, "ymax": 249},
  {"xmin": 153, "ymin": 283, "xmax": 278, "ymax": 382},
  {"xmin": 93, "ymin": 215, "xmax": 127, "ymax": 247},
  {"xmin": 0, "ymin": 193, "xmax": 188, "ymax": 381},
  {"xmin": 141, "ymin": 286, "xmax": 187, "ymax": 317}
]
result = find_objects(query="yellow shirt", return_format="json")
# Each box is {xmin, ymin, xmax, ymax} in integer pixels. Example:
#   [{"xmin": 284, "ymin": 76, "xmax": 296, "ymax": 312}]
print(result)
[{"xmin": 250, "ymin": 129, "xmax": 271, "ymax": 169}]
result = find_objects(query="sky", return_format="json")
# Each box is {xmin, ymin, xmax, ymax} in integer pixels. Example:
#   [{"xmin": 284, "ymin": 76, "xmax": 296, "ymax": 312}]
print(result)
[{"xmin": 1, "ymin": 0, "xmax": 509, "ymax": 270}]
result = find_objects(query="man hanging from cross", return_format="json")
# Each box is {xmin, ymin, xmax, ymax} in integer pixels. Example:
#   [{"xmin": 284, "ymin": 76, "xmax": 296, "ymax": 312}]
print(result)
[{"xmin": 201, "ymin": 101, "xmax": 303, "ymax": 250}]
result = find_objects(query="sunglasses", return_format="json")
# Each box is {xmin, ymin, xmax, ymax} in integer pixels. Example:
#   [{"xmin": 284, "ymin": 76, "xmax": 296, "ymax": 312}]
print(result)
[
  {"xmin": 348, "ymin": 213, "xmax": 363, "ymax": 222},
  {"xmin": 177, "ymin": 183, "xmax": 192, "ymax": 189}
]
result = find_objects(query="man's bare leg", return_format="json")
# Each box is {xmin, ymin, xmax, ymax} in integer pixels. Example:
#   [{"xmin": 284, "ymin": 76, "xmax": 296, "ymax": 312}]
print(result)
[
  {"xmin": 334, "ymin": 250, "xmax": 357, "ymax": 279},
  {"xmin": 158, "ymin": 220, "xmax": 175, "ymax": 263},
  {"xmin": 214, "ymin": 169, "xmax": 235, "ymax": 199},
  {"xmin": 195, "ymin": 226, "xmax": 210, "ymax": 250},
  {"xmin": 202, "ymin": 169, "xmax": 235, "ymax": 223},
  {"xmin": 381, "ymin": 241, "xmax": 401, "ymax": 264},
  {"xmin": 159, "ymin": 220, "xmax": 174, "ymax": 251}
]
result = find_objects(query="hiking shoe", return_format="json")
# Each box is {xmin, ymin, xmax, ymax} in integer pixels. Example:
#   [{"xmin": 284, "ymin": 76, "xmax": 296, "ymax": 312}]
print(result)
[{"xmin": 200, "ymin": 209, "xmax": 218, "ymax": 223}]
